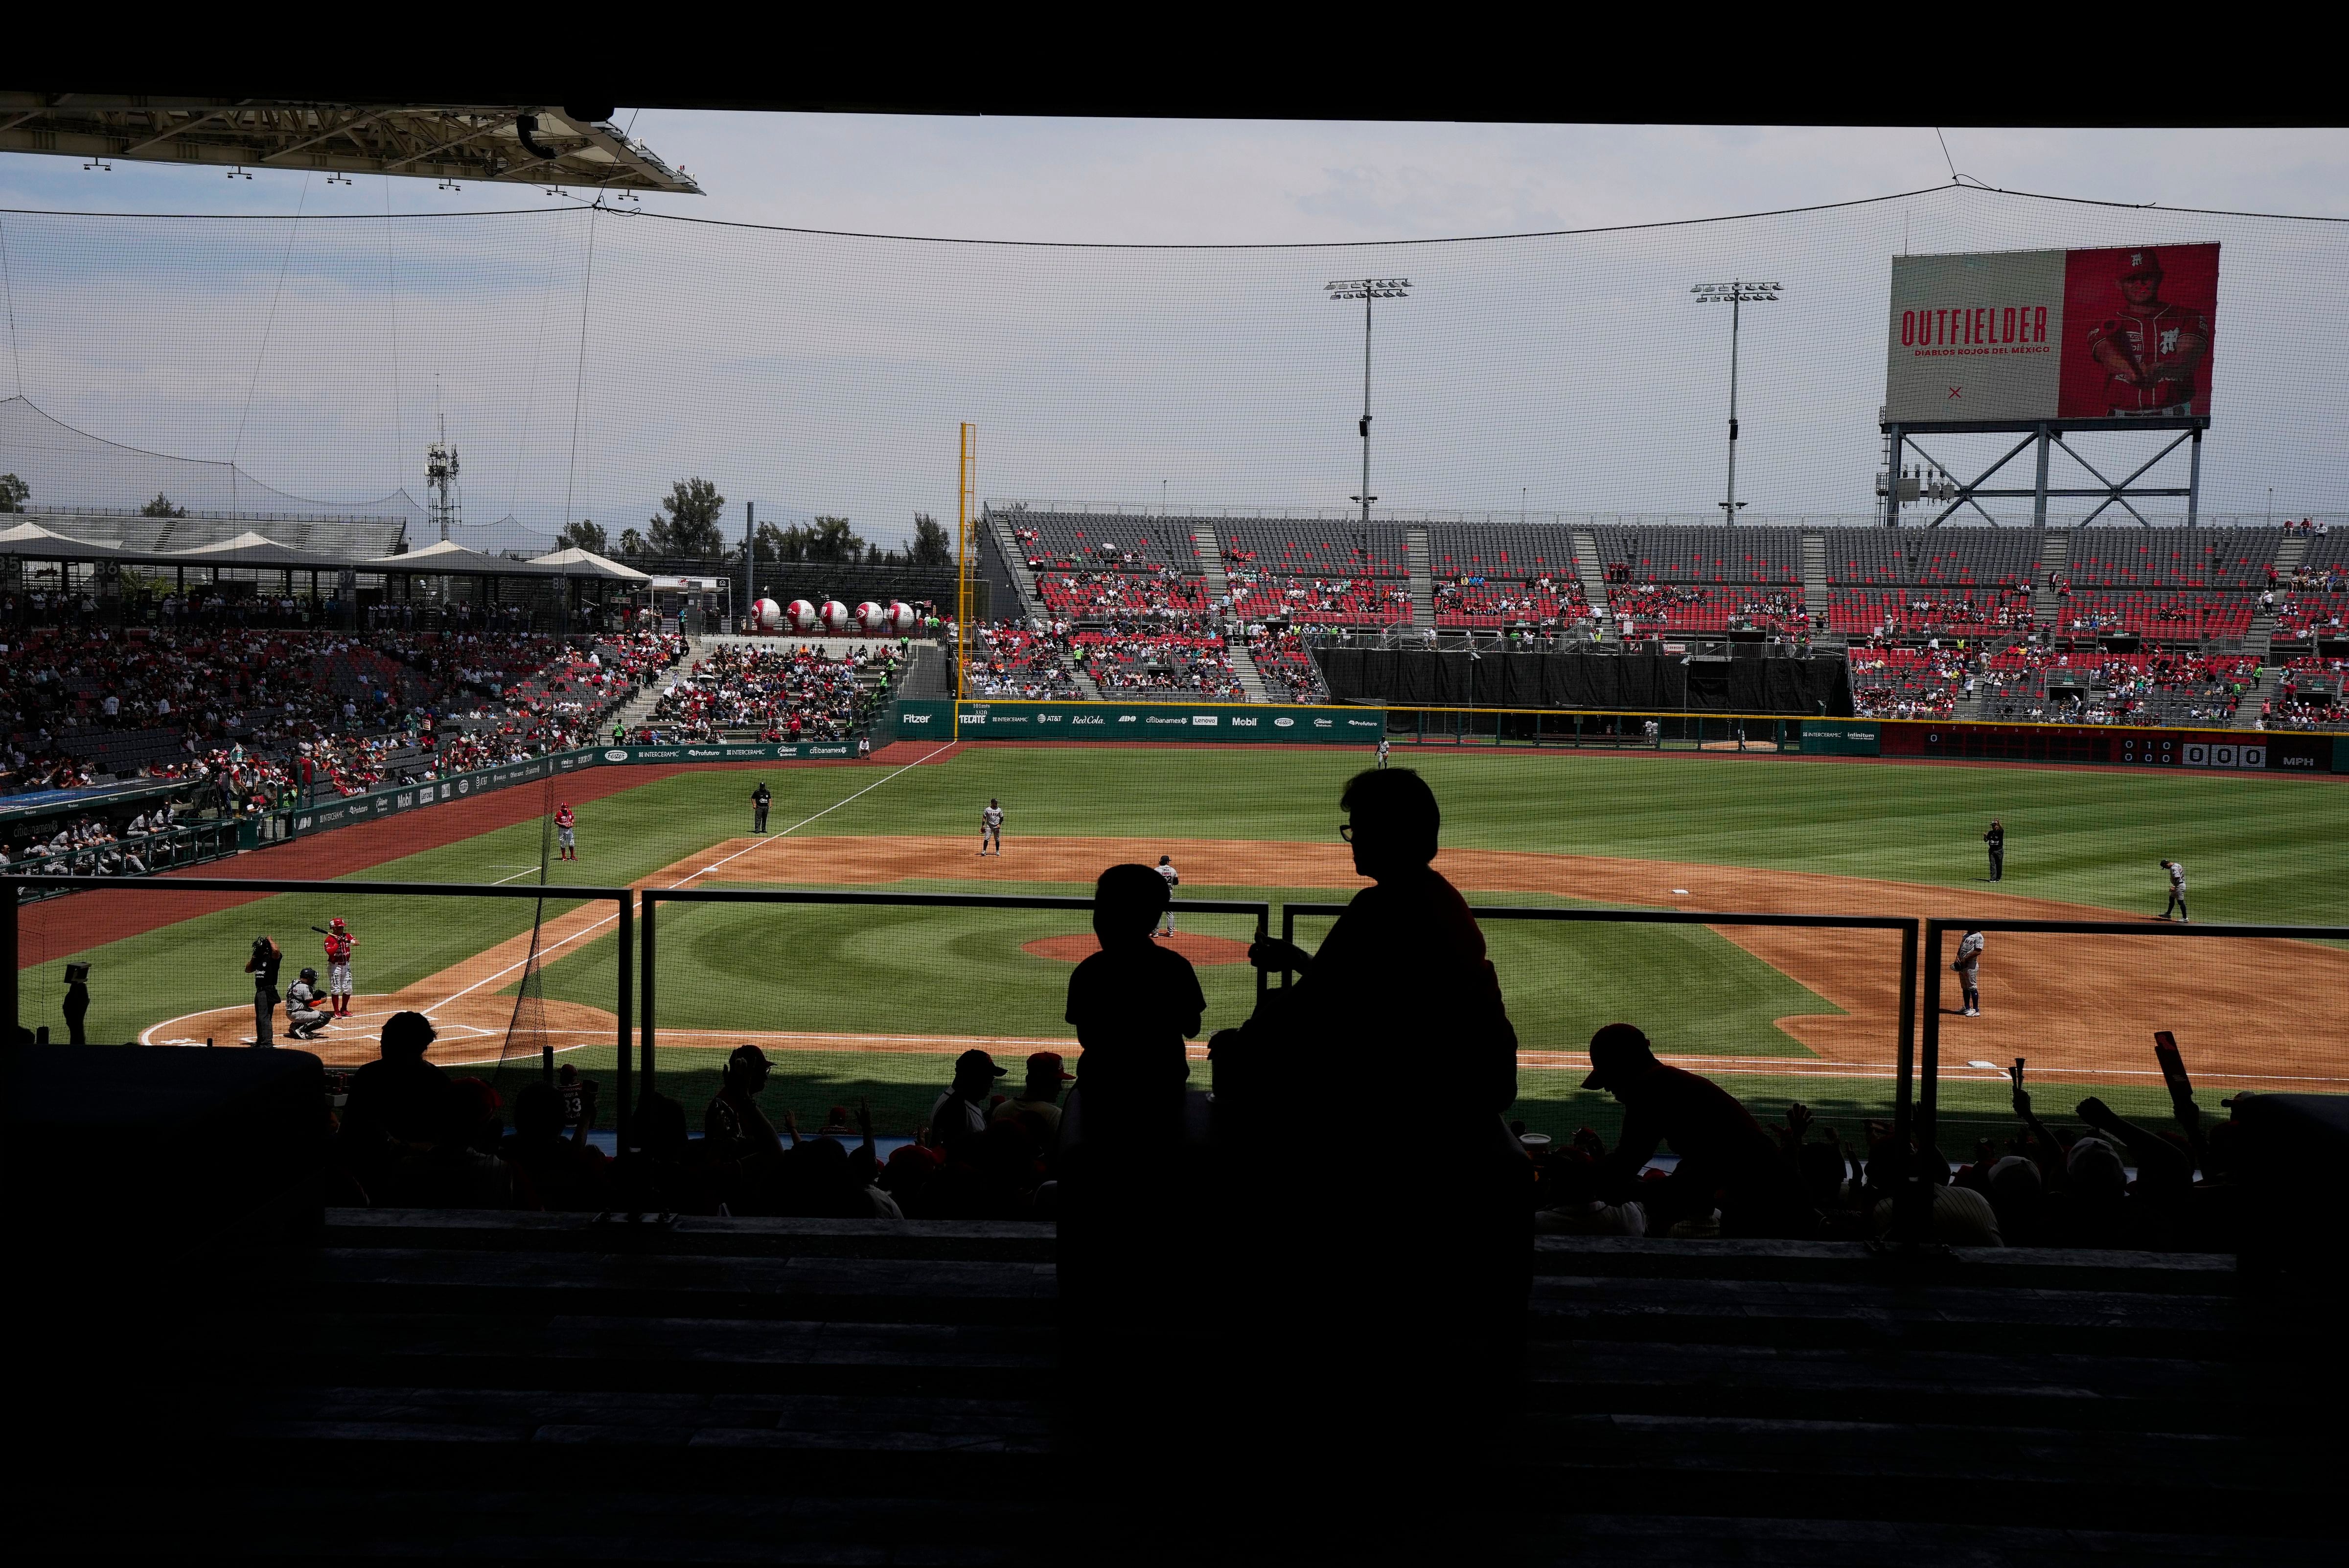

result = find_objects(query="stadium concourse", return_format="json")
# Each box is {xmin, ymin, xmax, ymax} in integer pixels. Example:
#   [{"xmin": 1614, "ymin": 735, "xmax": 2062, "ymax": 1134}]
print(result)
[{"xmin": 983, "ymin": 508, "xmax": 2349, "ymax": 731}]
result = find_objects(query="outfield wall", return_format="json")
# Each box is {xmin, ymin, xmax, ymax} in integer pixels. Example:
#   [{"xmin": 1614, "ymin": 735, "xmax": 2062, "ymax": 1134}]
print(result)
[{"xmin": 893, "ymin": 699, "xmax": 1385, "ymax": 744}]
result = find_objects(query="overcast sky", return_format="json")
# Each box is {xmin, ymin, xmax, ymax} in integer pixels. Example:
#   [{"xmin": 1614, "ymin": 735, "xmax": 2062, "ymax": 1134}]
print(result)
[{"xmin": 1, "ymin": 118, "xmax": 2343, "ymax": 545}]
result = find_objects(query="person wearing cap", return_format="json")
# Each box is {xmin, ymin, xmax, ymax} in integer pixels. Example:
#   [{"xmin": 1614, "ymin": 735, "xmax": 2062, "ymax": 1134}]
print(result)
[
  {"xmin": 1583, "ymin": 1023, "xmax": 1810, "ymax": 1237},
  {"xmin": 992, "ymin": 1051, "xmax": 1074, "ymax": 1139},
  {"xmin": 929, "ymin": 1048, "xmax": 1007, "ymax": 1144},
  {"xmin": 1066, "ymin": 864, "xmax": 1205, "ymax": 1156},
  {"xmin": 707, "ymin": 1043, "xmax": 787, "ymax": 1170}
]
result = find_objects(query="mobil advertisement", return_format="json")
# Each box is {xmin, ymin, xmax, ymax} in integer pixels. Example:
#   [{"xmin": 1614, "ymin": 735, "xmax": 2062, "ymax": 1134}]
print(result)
[
  {"xmin": 925, "ymin": 700, "xmax": 1380, "ymax": 744},
  {"xmin": 1885, "ymin": 244, "xmax": 2219, "ymax": 425}
]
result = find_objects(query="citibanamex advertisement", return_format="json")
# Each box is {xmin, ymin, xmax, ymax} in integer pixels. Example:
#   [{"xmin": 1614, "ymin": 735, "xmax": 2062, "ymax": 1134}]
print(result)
[
  {"xmin": 2055, "ymin": 244, "xmax": 2220, "ymax": 419},
  {"xmin": 1885, "ymin": 243, "xmax": 2219, "ymax": 425}
]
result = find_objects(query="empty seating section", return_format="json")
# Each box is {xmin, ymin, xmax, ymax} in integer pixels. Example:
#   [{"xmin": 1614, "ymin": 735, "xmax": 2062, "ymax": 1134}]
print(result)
[
  {"xmin": 1979, "ymin": 650, "xmax": 2256, "ymax": 726},
  {"xmin": 1433, "ymin": 577, "xmax": 1589, "ymax": 630},
  {"xmin": 1827, "ymin": 588, "xmax": 2033, "ymax": 637},
  {"xmin": 2298, "ymin": 525, "xmax": 2349, "ymax": 571},
  {"xmin": 1608, "ymin": 584, "xmax": 1803, "ymax": 635},
  {"xmin": 1822, "ymin": 528, "xmax": 2039, "ymax": 587},
  {"xmin": 1424, "ymin": 523, "xmax": 1580, "ymax": 578},
  {"xmin": 2066, "ymin": 526, "xmax": 2279, "ymax": 588},
  {"xmin": 2051, "ymin": 590, "xmax": 2252, "ymax": 641},
  {"xmin": 1846, "ymin": 647, "xmax": 1964, "ymax": 718},
  {"xmin": 1214, "ymin": 521, "xmax": 1410, "ymax": 577},
  {"xmin": 1007, "ymin": 513, "xmax": 1198, "ymax": 571},
  {"xmin": 1593, "ymin": 525, "xmax": 1799, "ymax": 586}
]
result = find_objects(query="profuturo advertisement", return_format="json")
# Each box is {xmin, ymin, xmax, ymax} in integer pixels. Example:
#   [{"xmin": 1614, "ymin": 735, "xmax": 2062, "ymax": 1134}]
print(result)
[{"xmin": 1885, "ymin": 244, "xmax": 2218, "ymax": 425}]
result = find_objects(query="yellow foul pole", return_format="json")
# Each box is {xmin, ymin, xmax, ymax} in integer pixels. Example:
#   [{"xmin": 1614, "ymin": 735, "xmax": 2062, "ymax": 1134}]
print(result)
[{"xmin": 955, "ymin": 422, "xmax": 976, "ymax": 737}]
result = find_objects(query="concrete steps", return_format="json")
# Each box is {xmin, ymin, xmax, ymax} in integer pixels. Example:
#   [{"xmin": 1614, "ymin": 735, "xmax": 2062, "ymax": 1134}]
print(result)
[
  {"xmin": 1405, "ymin": 525, "xmax": 1435, "ymax": 630},
  {"xmin": 2234, "ymin": 663, "xmax": 2281, "ymax": 730},
  {"xmin": 1572, "ymin": 528, "xmax": 1610, "ymax": 629},
  {"xmin": 985, "ymin": 510, "xmax": 1045, "ymax": 623},
  {"xmin": 2034, "ymin": 528, "xmax": 2071, "ymax": 625},
  {"xmin": 1800, "ymin": 531, "xmax": 1829, "ymax": 627},
  {"xmin": 2245, "ymin": 533, "xmax": 2307, "ymax": 661}
]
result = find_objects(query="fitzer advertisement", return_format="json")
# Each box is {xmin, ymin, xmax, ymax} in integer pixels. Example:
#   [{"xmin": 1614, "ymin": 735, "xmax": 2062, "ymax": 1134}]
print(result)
[{"xmin": 1885, "ymin": 243, "xmax": 2218, "ymax": 425}]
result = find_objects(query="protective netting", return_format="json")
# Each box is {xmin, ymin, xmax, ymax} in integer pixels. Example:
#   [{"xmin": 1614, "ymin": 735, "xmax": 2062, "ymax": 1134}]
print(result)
[
  {"xmin": 0, "ymin": 186, "xmax": 2342, "ymax": 551},
  {"xmin": 491, "ymin": 769, "xmax": 562, "ymax": 1092}
]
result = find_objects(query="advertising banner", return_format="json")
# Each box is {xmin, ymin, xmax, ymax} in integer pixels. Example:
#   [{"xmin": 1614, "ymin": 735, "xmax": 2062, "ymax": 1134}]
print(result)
[
  {"xmin": 291, "ymin": 748, "xmax": 602, "ymax": 835},
  {"xmin": 1886, "ymin": 244, "xmax": 2218, "ymax": 425},
  {"xmin": 597, "ymin": 742, "xmax": 854, "ymax": 763},
  {"xmin": 1797, "ymin": 720, "xmax": 1881, "ymax": 756},
  {"xmin": 901, "ymin": 699, "xmax": 1381, "ymax": 744}
]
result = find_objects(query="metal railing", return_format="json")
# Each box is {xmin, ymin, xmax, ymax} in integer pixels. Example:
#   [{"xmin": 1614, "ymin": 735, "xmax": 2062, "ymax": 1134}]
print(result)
[{"xmin": 634, "ymin": 888, "xmax": 1271, "ymax": 1150}]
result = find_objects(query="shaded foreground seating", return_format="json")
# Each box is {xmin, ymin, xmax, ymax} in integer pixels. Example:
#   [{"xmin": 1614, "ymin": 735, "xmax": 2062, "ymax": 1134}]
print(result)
[{"xmin": 16, "ymin": 1201, "xmax": 2345, "ymax": 1560}]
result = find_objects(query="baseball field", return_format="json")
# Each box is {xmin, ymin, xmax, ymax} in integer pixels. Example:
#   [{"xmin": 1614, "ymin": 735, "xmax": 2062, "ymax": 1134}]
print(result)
[{"xmin": 18, "ymin": 740, "xmax": 2349, "ymax": 1147}]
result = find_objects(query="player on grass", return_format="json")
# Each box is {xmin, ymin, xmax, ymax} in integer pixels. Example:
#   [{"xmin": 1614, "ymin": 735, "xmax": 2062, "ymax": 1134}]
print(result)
[
  {"xmin": 980, "ymin": 798, "xmax": 1004, "ymax": 857},
  {"xmin": 322, "ymin": 917, "xmax": 357, "ymax": 1017},
  {"xmin": 555, "ymin": 802, "xmax": 577, "ymax": 862}
]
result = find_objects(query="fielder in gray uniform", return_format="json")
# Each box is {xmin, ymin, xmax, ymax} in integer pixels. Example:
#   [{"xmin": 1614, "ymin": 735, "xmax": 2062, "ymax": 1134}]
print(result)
[
  {"xmin": 2158, "ymin": 859, "xmax": 2189, "ymax": 922},
  {"xmin": 1953, "ymin": 929, "xmax": 1984, "ymax": 1017}
]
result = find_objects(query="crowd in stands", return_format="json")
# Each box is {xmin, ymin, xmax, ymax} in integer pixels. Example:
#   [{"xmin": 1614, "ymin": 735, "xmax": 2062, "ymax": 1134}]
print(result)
[
  {"xmin": 0, "ymin": 802, "xmax": 190, "ymax": 877},
  {"xmin": 644, "ymin": 641, "xmax": 897, "ymax": 742},
  {"xmin": 1233, "ymin": 572, "xmax": 1412, "ymax": 628},
  {"xmin": 1433, "ymin": 574, "xmax": 1589, "ymax": 631},
  {"xmin": 2255, "ymin": 658, "xmax": 2349, "ymax": 731},
  {"xmin": 1246, "ymin": 625, "xmax": 1326, "ymax": 700},
  {"xmin": 1848, "ymin": 646, "xmax": 1964, "ymax": 719},
  {"xmin": 1608, "ymin": 583, "xmax": 1807, "ymax": 637},
  {"xmin": 1973, "ymin": 648, "xmax": 2257, "ymax": 726},
  {"xmin": 1829, "ymin": 587, "xmax": 2032, "ymax": 638},
  {"xmin": 965, "ymin": 621, "xmax": 1084, "ymax": 699},
  {"xmin": 1077, "ymin": 630, "xmax": 1246, "ymax": 697},
  {"xmin": 1036, "ymin": 567, "xmax": 1212, "ymax": 625},
  {"xmin": 0, "ymin": 617, "xmax": 684, "ymax": 801}
]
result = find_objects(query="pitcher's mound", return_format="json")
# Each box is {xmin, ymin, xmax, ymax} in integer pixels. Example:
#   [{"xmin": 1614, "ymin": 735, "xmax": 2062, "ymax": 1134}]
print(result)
[{"xmin": 1021, "ymin": 932, "xmax": 1254, "ymax": 966}]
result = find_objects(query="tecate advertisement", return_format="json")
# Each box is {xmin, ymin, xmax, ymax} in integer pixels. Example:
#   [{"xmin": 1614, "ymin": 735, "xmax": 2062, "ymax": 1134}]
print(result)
[{"xmin": 1885, "ymin": 244, "xmax": 2218, "ymax": 425}]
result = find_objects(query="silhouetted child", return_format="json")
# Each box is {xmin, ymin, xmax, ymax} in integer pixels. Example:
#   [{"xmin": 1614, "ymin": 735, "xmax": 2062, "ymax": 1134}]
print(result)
[
  {"xmin": 1060, "ymin": 864, "xmax": 1207, "ymax": 1361},
  {"xmin": 1066, "ymin": 863, "xmax": 1204, "ymax": 1156}
]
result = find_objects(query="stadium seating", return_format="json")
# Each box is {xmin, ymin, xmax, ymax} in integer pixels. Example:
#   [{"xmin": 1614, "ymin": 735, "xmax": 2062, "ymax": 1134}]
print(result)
[
  {"xmin": 2066, "ymin": 526, "xmax": 2280, "ymax": 589},
  {"xmin": 1827, "ymin": 587, "xmax": 2034, "ymax": 637},
  {"xmin": 1975, "ymin": 649, "xmax": 2256, "ymax": 727},
  {"xmin": 2049, "ymin": 591, "xmax": 2253, "ymax": 642},
  {"xmin": 1433, "ymin": 577, "xmax": 1589, "ymax": 631},
  {"xmin": 1075, "ymin": 630, "xmax": 1244, "ymax": 697},
  {"xmin": 1592, "ymin": 525, "xmax": 1801, "ymax": 586},
  {"xmin": 1237, "ymin": 573, "xmax": 1411, "ymax": 627},
  {"xmin": 2274, "ymin": 593, "xmax": 2349, "ymax": 641},
  {"xmin": 1035, "ymin": 568, "xmax": 1213, "ymax": 624},
  {"xmin": 1424, "ymin": 523, "xmax": 1581, "ymax": 577},
  {"xmin": 644, "ymin": 642, "xmax": 897, "ymax": 741},
  {"xmin": 1212, "ymin": 520, "xmax": 1410, "ymax": 577},
  {"xmin": 1009, "ymin": 513, "xmax": 1199, "ymax": 572},
  {"xmin": 1845, "ymin": 646, "xmax": 1965, "ymax": 718},
  {"xmin": 964, "ymin": 622, "xmax": 1082, "ymax": 699},
  {"xmin": 1608, "ymin": 583, "xmax": 1804, "ymax": 635},
  {"xmin": 1822, "ymin": 528, "xmax": 2040, "ymax": 588},
  {"xmin": 1247, "ymin": 626, "xmax": 1324, "ymax": 700}
]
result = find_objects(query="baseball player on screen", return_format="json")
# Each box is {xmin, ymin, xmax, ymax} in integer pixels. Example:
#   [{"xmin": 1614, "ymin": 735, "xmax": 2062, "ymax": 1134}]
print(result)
[
  {"xmin": 2158, "ymin": 859, "xmax": 2189, "ymax": 922},
  {"xmin": 1952, "ymin": 928, "xmax": 1984, "ymax": 1018},
  {"xmin": 285, "ymin": 966, "xmax": 331, "ymax": 1040},
  {"xmin": 318, "ymin": 917, "xmax": 357, "ymax": 1017},
  {"xmin": 980, "ymin": 798, "xmax": 1004, "ymax": 857},
  {"xmin": 1376, "ymin": 736, "xmax": 1391, "ymax": 770},
  {"xmin": 554, "ymin": 802, "xmax": 577, "ymax": 862},
  {"xmin": 2088, "ymin": 250, "xmax": 2211, "ymax": 418},
  {"xmin": 1155, "ymin": 854, "xmax": 1179, "ymax": 938}
]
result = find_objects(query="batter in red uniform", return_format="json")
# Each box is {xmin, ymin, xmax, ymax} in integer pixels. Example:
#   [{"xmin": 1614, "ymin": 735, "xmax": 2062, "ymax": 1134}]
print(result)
[
  {"xmin": 2087, "ymin": 249, "xmax": 2211, "ymax": 417},
  {"xmin": 322, "ymin": 917, "xmax": 358, "ymax": 1017}
]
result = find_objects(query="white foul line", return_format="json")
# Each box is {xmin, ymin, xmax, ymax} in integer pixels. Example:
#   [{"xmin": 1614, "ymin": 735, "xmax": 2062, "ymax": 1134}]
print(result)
[{"xmin": 424, "ymin": 742, "xmax": 963, "ymax": 1015}]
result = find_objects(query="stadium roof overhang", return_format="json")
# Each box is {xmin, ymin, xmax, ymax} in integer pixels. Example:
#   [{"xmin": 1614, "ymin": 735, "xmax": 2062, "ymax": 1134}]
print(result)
[{"xmin": 0, "ymin": 97, "xmax": 700, "ymax": 194}]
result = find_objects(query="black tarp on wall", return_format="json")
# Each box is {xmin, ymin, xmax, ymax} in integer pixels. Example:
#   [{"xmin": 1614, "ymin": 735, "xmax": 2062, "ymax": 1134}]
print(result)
[{"xmin": 1315, "ymin": 648, "xmax": 1851, "ymax": 716}]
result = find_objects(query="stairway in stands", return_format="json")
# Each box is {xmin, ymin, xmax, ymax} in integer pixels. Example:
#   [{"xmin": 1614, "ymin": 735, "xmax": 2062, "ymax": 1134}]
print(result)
[
  {"xmin": 2234, "ymin": 664, "xmax": 2282, "ymax": 730},
  {"xmin": 987, "ymin": 510, "xmax": 1046, "ymax": 624},
  {"xmin": 2243, "ymin": 530, "xmax": 2306, "ymax": 664},
  {"xmin": 1571, "ymin": 529, "xmax": 1610, "ymax": 623},
  {"xmin": 1800, "ymin": 531, "xmax": 1830, "ymax": 628},
  {"xmin": 52, "ymin": 1211, "xmax": 2343, "ymax": 1560},
  {"xmin": 1194, "ymin": 523, "xmax": 1272, "ymax": 701},
  {"xmin": 2033, "ymin": 527, "xmax": 2071, "ymax": 623},
  {"xmin": 1405, "ymin": 526, "xmax": 1435, "ymax": 631}
]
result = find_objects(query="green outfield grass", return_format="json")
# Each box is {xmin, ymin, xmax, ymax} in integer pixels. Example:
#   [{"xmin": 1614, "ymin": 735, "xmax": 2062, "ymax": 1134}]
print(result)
[{"xmin": 21, "ymin": 745, "xmax": 2343, "ymax": 1140}]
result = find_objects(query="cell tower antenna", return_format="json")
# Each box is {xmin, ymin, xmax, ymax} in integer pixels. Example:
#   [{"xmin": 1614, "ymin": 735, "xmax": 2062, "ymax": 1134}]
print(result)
[{"xmin": 426, "ymin": 403, "xmax": 461, "ymax": 543}]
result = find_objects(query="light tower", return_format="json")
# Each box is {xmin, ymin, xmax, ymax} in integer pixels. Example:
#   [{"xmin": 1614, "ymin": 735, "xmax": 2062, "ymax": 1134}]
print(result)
[
  {"xmin": 1326, "ymin": 277, "xmax": 1410, "ymax": 524},
  {"xmin": 1689, "ymin": 278, "xmax": 1782, "ymax": 524},
  {"xmin": 425, "ymin": 413, "xmax": 461, "ymax": 543}
]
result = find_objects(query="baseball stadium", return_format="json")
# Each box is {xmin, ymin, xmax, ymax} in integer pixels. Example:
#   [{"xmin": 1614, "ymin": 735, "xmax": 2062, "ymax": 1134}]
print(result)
[{"xmin": 5, "ymin": 101, "xmax": 2349, "ymax": 1560}]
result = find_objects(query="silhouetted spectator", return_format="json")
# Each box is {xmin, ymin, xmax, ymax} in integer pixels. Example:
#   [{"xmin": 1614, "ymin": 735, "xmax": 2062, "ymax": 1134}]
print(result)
[
  {"xmin": 929, "ymin": 1049, "xmax": 1005, "ymax": 1143},
  {"xmin": 335, "ymin": 1010, "xmax": 454, "ymax": 1196},
  {"xmin": 502, "ymin": 1079, "xmax": 609, "ymax": 1212},
  {"xmin": 1584, "ymin": 1023, "xmax": 1812, "ymax": 1238},
  {"xmin": 60, "ymin": 962, "xmax": 90, "ymax": 1047},
  {"xmin": 992, "ymin": 1050, "xmax": 1073, "ymax": 1142},
  {"xmin": 1067, "ymin": 864, "xmax": 1203, "ymax": 1156}
]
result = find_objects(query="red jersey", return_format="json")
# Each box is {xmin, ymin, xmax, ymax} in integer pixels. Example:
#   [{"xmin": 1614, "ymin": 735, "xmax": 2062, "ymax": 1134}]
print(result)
[
  {"xmin": 2087, "ymin": 302, "xmax": 2209, "ymax": 415},
  {"xmin": 323, "ymin": 932, "xmax": 356, "ymax": 963},
  {"xmin": 554, "ymin": 806, "xmax": 576, "ymax": 829}
]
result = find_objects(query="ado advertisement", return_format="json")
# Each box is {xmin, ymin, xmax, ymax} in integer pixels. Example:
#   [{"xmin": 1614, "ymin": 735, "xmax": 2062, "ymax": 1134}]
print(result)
[{"xmin": 1885, "ymin": 243, "xmax": 2218, "ymax": 425}]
